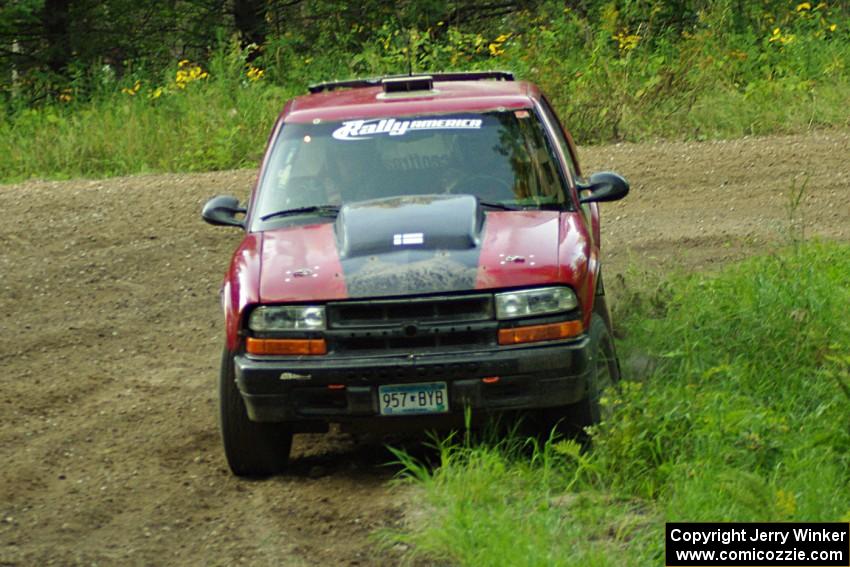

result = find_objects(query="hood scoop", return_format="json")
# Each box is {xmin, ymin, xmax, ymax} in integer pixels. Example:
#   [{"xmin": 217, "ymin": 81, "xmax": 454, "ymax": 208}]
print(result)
[{"xmin": 336, "ymin": 194, "xmax": 483, "ymax": 258}]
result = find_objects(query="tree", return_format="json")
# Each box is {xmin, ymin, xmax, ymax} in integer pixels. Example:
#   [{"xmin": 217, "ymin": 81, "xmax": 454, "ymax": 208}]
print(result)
[
  {"xmin": 232, "ymin": 0, "xmax": 266, "ymax": 55},
  {"xmin": 41, "ymin": 0, "xmax": 71, "ymax": 75}
]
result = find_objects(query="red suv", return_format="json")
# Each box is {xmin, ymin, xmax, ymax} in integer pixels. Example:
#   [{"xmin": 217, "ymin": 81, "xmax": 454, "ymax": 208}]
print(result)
[{"xmin": 202, "ymin": 72, "xmax": 629, "ymax": 476}]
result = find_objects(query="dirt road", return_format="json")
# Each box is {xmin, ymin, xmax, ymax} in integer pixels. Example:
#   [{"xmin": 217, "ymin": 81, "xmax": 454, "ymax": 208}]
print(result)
[{"xmin": 1, "ymin": 131, "xmax": 848, "ymax": 566}]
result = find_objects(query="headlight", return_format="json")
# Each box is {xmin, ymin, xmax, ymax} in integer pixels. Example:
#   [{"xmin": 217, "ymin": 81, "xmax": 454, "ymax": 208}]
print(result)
[
  {"xmin": 249, "ymin": 305, "xmax": 326, "ymax": 331},
  {"xmin": 495, "ymin": 287, "xmax": 577, "ymax": 320}
]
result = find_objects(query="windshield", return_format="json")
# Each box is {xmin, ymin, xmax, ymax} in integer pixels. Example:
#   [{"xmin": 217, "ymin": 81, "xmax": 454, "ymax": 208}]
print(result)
[{"xmin": 252, "ymin": 110, "xmax": 569, "ymax": 227}]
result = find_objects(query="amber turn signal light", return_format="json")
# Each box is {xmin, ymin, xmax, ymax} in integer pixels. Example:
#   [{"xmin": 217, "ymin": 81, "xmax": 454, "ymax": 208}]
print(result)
[
  {"xmin": 245, "ymin": 337, "xmax": 328, "ymax": 355},
  {"xmin": 497, "ymin": 320, "xmax": 583, "ymax": 345}
]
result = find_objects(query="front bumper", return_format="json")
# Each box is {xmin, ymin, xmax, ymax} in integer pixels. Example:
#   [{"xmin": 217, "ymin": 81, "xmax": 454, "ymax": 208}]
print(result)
[{"xmin": 234, "ymin": 337, "xmax": 591, "ymax": 424}]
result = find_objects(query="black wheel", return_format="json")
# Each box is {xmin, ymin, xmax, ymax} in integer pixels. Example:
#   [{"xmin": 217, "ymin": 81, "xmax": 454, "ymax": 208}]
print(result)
[
  {"xmin": 567, "ymin": 312, "xmax": 621, "ymax": 428},
  {"xmin": 219, "ymin": 348, "xmax": 293, "ymax": 477},
  {"xmin": 539, "ymin": 311, "xmax": 620, "ymax": 438}
]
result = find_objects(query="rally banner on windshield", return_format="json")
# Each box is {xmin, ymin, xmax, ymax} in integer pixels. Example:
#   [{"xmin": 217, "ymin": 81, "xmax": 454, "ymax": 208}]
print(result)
[{"xmin": 332, "ymin": 117, "xmax": 483, "ymax": 140}]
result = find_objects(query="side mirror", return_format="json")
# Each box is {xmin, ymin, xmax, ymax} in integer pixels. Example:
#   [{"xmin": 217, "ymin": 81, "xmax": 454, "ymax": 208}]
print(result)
[
  {"xmin": 202, "ymin": 195, "xmax": 246, "ymax": 228},
  {"xmin": 578, "ymin": 172, "xmax": 629, "ymax": 204}
]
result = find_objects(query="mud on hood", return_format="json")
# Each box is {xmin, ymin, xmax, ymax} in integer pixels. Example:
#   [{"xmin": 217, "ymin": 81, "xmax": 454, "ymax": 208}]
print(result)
[{"xmin": 335, "ymin": 194, "xmax": 484, "ymax": 297}]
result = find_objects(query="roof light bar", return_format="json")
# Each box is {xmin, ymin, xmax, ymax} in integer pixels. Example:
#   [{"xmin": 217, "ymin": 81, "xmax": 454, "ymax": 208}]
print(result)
[
  {"xmin": 307, "ymin": 71, "xmax": 515, "ymax": 94},
  {"xmin": 382, "ymin": 75, "xmax": 434, "ymax": 93}
]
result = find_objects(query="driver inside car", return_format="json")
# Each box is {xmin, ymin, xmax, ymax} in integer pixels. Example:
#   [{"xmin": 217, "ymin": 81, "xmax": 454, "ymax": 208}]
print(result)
[{"xmin": 445, "ymin": 131, "xmax": 517, "ymax": 201}]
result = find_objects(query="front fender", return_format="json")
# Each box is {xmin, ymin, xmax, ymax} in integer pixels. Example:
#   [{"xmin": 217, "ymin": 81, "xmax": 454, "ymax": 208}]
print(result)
[
  {"xmin": 558, "ymin": 212, "xmax": 596, "ymax": 329},
  {"xmin": 223, "ymin": 233, "xmax": 263, "ymax": 351}
]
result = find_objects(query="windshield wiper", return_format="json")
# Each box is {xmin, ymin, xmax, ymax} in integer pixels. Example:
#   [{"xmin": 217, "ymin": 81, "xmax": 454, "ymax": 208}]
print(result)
[
  {"xmin": 477, "ymin": 200, "xmax": 522, "ymax": 211},
  {"xmin": 260, "ymin": 204, "xmax": 341, "ymax": 222},
  {"xmin": 478, "ymin": 199, "xmax": 565, "ymax": 211}
]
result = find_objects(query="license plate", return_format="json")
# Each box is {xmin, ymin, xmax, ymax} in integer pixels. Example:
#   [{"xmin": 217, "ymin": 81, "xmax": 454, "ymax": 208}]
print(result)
[{"xmin": 378, "ymin": 382, "xmax": 449, "ymax": 416}]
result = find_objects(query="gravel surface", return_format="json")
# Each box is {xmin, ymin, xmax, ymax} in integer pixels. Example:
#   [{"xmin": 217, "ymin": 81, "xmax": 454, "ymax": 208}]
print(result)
[{"xmin": 0, "ymin": 130, "xmax": 848, "ymax": 565}]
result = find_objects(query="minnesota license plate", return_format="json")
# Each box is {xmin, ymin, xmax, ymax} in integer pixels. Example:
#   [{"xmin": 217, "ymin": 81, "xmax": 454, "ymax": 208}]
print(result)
[{"xmin": 378, "ymin": 382, "xmax": 449, "ymax": 416}]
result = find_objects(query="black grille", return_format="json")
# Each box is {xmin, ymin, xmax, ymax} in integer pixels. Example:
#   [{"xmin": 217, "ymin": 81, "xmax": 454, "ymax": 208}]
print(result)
[
  {"xmin": 326, "ymin": 294, "xmax": 496, "ymax": 354},
  {"xmin": 328, "ymin": 294, "xmax": 493, "ymax": 327}
]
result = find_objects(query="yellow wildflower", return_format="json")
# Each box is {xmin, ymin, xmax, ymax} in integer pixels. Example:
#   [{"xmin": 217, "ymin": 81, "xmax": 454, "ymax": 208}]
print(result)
[
  {"xmin": 246, "ymin": 65, "xmax": 265, "ymax": 81},
  {"xmin": 775, "ymin": 489, "xmax": 797, "ymax": 517},
  {"xmin": 488, "ymin": 42, "xmax": 505, "ymax": 56},
  {"xmin": 121, "ymin": 80, "xmax": 142, "ymax": 96},
  {"xmin": 796, "ymin": 2, "xmax": 811, "ymax": 11},
  {"xmin": 769, "ymin": 27, "xmax": 795, "ymax": 45},
  {"xmin": 175, "ymin": 64, "xmax": 208, "ymax": 88},
  {"xmin": 828, "ymin": 23, "xmax": 837, "ymax": 31},
  {"xmin": 613, "ymin": 30, "xmax": 641, "ymax": 51},
  {"xmin": 148, "ymin": 87, "xmax": 163, "ymax": 99}
]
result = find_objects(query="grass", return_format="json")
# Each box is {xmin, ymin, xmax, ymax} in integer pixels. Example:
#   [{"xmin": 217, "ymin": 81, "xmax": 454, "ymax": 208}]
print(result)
[
  {"xmin": 1, "ymin": 2, "xmax": 850, "ymax": 182},
  {"xmin": 383, "ymin": 240, "xmax": 850, "ymax": 566},
  {"xmin": 0, "ymin": 54, "xmax": 297, "ymax": 182}
]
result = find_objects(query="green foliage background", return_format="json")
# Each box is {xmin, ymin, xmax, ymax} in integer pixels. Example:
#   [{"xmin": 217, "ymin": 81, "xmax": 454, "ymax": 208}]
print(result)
[
  {"xmin": 0, "ymin": 0, "xmax": 849, "ymax": 181},
  {"xmin": 385, "ymin": 241, "xmax": 850, "ymax": 565},
  {"xmin": 3, "ymin": 3, "xmax": 848, "ymax": 563}
]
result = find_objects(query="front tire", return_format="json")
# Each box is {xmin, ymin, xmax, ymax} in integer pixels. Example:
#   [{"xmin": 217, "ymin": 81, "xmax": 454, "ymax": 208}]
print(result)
[
  {"xmin": 219, "ymin": 349, "xmax": 293, "ymax": 476},
  {"xmin": 568, "ymin": 312, "xmax": 621, "ymax": 428}
]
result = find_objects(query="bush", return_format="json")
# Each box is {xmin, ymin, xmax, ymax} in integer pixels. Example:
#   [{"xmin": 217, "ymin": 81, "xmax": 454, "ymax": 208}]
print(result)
[
  {"xmin": 388, "ymin": 242, "xmax": 850, "ymax": 565},
  {"xmin": 599, "ymin": 241, "xmax": 850, "ymax": 516},
  {"xmin": 0, "ymin": 48, "xmax": 296, "ymax": 181},
  {"xmin": 1, "ymin": 1, "xmax": 849, "ymax": 182}
]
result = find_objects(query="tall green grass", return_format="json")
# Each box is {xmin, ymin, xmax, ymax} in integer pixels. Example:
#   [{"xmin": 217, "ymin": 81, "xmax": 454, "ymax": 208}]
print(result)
[
  {"xmin": 0, "ymin": 51, "xmax": 297, "ymax": 182},
  {"xmin": 385, "ymin": 241, "xmax": 850, "ymax": 566},
  {"xmin": 1, "ymin": 1, "xmax": 850, "ymax": 182}
]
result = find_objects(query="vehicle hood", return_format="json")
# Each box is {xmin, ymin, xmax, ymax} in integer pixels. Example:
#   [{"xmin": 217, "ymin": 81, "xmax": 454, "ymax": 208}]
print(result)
[{"xmin": 258, "ymin": 195, "xmax": 569, "ymax": 302}]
